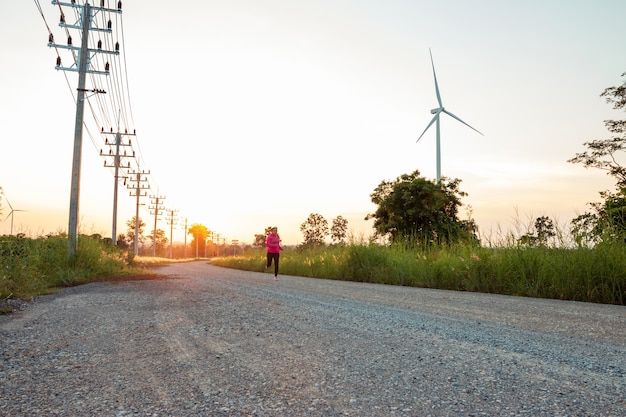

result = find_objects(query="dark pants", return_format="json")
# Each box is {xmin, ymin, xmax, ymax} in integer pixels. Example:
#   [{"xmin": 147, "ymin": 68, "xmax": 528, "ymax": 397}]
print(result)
[{"xmin": 266, "ymin": 252, "xmax": 280, "ymax": 276}]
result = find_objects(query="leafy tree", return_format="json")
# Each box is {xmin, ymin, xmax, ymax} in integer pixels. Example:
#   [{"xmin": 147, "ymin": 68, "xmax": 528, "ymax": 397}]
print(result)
[
  {"xmin": 188, "ymin": 223, "xmax": 210, "ymax": 256},
  {"xmin": 300, "ymin": 213, "xmax": 329, "ymax": 246},
  {"xmin": 519, "ymin": 216, "xmax": 556, "ymax": 246},
  {"xmin": 365, "ymin": 170, "xmax": 477, "ymax": 245},
  {"xmin": 123, "ymin": 216, "xmax": 146, "ymax": 247},
  {"xmin": 568, "ymin": 72, "xmax": 626, "ymax": 243},
  {"xmin": 331, "ymin": 215, "xmax": 348, "ymax": 244},
  {"xmin": 147, "ymin": 228, "xmax": 168, "ymax": 255},
  {"xmin": 253, "ymin": 226, "xmax": 275, "ymax": 247}
]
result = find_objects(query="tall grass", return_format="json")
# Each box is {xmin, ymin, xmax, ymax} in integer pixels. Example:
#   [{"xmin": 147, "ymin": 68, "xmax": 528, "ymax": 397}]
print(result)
[
  {"xmin": 0, "ymin": 233, "xmax": 132, "ymax": 299},
  {"xmin": 212, "ymin": 241, "xmax": 626, "ymax": 305}
]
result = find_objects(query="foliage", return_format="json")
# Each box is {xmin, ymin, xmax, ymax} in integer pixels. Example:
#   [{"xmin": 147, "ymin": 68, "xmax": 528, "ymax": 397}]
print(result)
[
  {"xmin": 365, "ymin": 170, "xmax": 478, "ymax": 245},
  {"xmin": 518, "ymin": 216, "xmax": 556, "ymax": 246},
  {"xmin": 188, "ymin": 223, "xmax": 210, "ymax": 257},
  {"xmin": 569, "ymin": 72, "xmax": 626, "ymax": 244},
  {"xmin": 253, "ymin": 226, "xmax": 275, "ymax": 247},
  {"xmin": 147, "ymin": 228, "xmax": 168, "ymax": 253},
  {"xmin": 300, "ymin": 213, "xmax": 329, "ymax": 246},
  {"xmin": 0, "ymin": 233, "xmax": 132, "ymax": 299},
  {"xmin": 331, "ymin": 215, "xmax": 348, "ymax": 244},
  {"xmin": 120, "ymin": 216, "xmax": 146, "ymax": 248},
  {"xmin": 212, "ymin": 235, "xmax": 626, "ymax": 305}
]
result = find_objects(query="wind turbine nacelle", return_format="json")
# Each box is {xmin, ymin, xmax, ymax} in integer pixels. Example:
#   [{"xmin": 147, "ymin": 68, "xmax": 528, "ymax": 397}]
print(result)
[{"xmin": 430, "ymin": 108, "xmax": 440, "ymax": 114}]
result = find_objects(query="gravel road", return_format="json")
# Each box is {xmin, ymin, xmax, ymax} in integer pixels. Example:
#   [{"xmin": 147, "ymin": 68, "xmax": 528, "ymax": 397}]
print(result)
[{"xmin": 1, "ymin": 261, "xmax": 625, "ymax": 416}]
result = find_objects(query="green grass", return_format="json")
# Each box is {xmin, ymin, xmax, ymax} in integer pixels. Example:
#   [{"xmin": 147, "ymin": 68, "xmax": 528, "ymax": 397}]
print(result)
[
  {"xmin": 211, "ymin": 241, "xmax": 626, "ymax": 305},
  {"xmin": 0, "ymin": 233, "xmax": 138, "ymax": 300},
  {"xmin": 2, "ymin": 232, "xmax": 625, "ymax": 307}
]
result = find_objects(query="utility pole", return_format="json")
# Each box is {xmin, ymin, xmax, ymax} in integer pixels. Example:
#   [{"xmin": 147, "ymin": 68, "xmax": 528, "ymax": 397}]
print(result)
[
  {"xmin": 149, "ymin": 195, "xmax": 166, "ymax": 257},
  {"xmin": 101, "ymin": 128, "xmax": 136, "ymax": 244},
  {"xmin": 183, "ymin": 217, "xmax": 188, "ymax": 259},
  {"xmin": 48, "ymin": 1, "xmax": 121, "ymax": 258},
  {"xmin": 166, "ymin": 209, "xmax": 179, "ymax": 259},
  {"xmin": 127, "ymin": 170, "xmax": 150, "ymax": 255}
]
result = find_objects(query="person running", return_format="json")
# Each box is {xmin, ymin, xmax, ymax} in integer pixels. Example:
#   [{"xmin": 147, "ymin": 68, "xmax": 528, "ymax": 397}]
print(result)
[{"xmin": 265, "ymin": 227, "xmax": 282, "ymax": 280}]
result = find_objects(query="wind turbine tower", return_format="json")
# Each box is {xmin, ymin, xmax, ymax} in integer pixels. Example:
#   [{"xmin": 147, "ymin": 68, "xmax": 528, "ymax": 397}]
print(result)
[
  {"xmin": 2, "ymin": 194, "xmax": 26, "ymax": 235},
  {"xmin": 417, "ymin": 49, "xmax": 483, "ymax": 183}
]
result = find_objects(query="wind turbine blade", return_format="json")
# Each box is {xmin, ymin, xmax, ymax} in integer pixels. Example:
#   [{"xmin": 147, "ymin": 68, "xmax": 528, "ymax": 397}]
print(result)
[
  {"xmin": 416, "ymin": 111, "xmax": 441, "ymax": 143},
  {"xmin": 429, "ymin": 49, "xmax": 443, "ymax": 108},
  {"xmin": 442, "ymin": 109, "xmax": 483, "ymax": 136}
]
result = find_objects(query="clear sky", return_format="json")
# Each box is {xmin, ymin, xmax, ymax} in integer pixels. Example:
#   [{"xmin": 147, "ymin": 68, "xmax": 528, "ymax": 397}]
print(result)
[{"xmin": 1, "ymin": 0, "xmax": 625, "ymax": 245}]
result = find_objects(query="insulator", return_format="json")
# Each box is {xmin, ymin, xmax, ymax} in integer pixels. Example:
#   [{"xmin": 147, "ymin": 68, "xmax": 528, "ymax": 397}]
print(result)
[
  {"xmin": 124, "ymin": 150, "xmax": 127, "ymax": 156},
  {"xmin": 117, "ymin": 1, "xmax": 122, "ymax": 10},
  {"xmin": 97, "ymin": 40, "xmax": 102, "ymax": 49},
  {"xmin": 48, "ymin": 33, "xmax": 54, "ymax": 43},
  {"xmin": 127, "ymin": 162, "xmax": 131, "ymax": 168},
  {"xmin": 115, "ymin": 42, "xmax": 120, "ymax": 51},
  {"xmin": 133, "ymin": 129, "xmax": 136, "ymax": 134},
  {"xmin": 125, "ymin": 128, "xmax": 127, "ymax": 133},
  {"xmin": 60, "ymin": 14, "xmax": 65, "ymax": 23},
  {"xmin": 101, "ymin": 127, "xmax": 104, "ymax": 133},
  {"xmin": 108, "ymin": 20, "xmax": 112, "ymax": 30},
  {"xmin": 67, "ymin": 36, "xmax": 72, "ymax": 45},
  {"xmin": 129, "ymin": 139, "xmax": 132, "ymax": 146},
  {"xmin": 100, "ymin": 149, "xmax": 103, "ymax": 155},
  {"xmin": 110, "ymin": 127, "xmax": 113, "ymax": 132},
  {"xmin": 56, "ymin": 56, "xmax": 61, "ymax": 66},
  {"xmin": 101, "ymin": 0, "xmax": 105, "ymax": 7},
  {"xmin": 72, "ymin": 0, "xmax": 76, "ymax": 3},
  {"xmin": 105, "ymin": 138, "xmax": 109, "ymax": 144},
  {"xmin": 133, "ymin": 151, "xmax": 136, "ymax": 157},
  {"xmin": 105, "ymin": 62, "xmax": 109, "ymax": 71},
  {"xmin": 109, "ymin": 149, "xmax": 113, "ymax": 155}
]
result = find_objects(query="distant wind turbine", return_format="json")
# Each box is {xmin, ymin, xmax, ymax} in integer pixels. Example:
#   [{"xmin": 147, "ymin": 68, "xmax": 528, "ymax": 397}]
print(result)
[
  {"xmin": 2, "ymin": 195, "xmax": 26, "ymax": 235},
  {"xmin": 417, "ymin": 49, "xmax": 483, "ymax": 183}
]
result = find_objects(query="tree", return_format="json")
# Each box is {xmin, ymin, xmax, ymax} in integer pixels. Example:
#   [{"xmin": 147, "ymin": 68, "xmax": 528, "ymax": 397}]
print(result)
[
  {"xmin": 331, "ymin": 215, "xmax": 348, "ymax": 244},
  {"xmin": 519, "ymin": 216, "xmax": 556, "ymax": 246},
  {"xmin": 568, "ymin": 72, "xmax": 626, "ymax": 243},
  {"xmin": 253, "ymin": 226, "xmax": 276, "ymax": 247},
  {"xmin": 300, "ymin": 213, "xmax": 329, "ymax": 246},
  {"xmin": 188, "ymin": 223, "xmax": 210, "ymax": 257},
  {"xmin": 147, "ymin": 229, "xmax": 168, "ymax": 255},
  {"xmin": 123, "ymin": 216, "xmax": 146, "ymax": 248},
  {"xmin": 365, "ymin": 170, "xmax": 477, "ymax": 244}
]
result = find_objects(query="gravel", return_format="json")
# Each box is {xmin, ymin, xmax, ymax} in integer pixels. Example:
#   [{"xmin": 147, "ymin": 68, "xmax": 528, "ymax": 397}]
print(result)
[{"xmin": 1, "ymin": 261, "xmax": 625, "ymax": 416}]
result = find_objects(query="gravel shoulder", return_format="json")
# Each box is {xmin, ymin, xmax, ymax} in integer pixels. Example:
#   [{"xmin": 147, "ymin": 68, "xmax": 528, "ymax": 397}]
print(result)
[{"xmin": 1, "ymin": 261, "xmax": 625, "ymax": 416}]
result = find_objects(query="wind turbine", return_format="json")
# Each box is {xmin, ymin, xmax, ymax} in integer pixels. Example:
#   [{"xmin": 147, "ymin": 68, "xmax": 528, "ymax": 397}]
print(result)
[
  {"xmin": 417, "ymin": 49, "xmax": 483, "ymax": 183},
  {"xmin": 2, "ymin": 194, "xmax": 26, "ymax": 235}
]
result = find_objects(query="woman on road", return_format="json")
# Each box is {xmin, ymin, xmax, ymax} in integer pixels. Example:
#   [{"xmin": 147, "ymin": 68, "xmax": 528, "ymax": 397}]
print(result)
[{"xmin": 265, "ymin": 227, "xmax": 282, "ymax": 280}]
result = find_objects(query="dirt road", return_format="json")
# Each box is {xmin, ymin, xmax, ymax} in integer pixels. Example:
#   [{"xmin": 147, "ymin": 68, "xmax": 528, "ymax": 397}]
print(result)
[{"xmin": 1, "ymin": 261, "xmax": 625, "ymax": 416}]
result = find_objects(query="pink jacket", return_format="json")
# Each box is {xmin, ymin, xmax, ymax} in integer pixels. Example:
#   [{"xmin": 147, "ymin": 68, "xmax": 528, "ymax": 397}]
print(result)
[{"xmin": 266, "ymin": 233, "xmax": 282, "ymax": 253}]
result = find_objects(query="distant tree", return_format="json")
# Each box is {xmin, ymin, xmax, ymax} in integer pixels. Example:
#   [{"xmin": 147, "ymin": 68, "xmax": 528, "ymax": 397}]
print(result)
[
  {"xmin": 366, "ymin": 170, "xmax": 478, "ymax": 245},
  {"xmin": 519, "ymin": 216, "xmax": 556, "ymax": 246},
  {"xmin": 188, "ymin": 223, "xmax": 210, "ymax": 257},
  {"xmin": 253, "ymin": 234, "xmax": 266, "ymax": 247},
  {"xmin": 147, "ymin": 229, "xmax": 168, "ymax": 255},
  {"xmin": 331, "ymin": 215, "xmax": 348, "ymax": 244},
  {"xmin": 253, "ymin": 226, "xmax": 276, "ymax": 247},
  {"xmin": 300, "ymin": 213, "xmax": 329, "ymax": 246},
  {"xmin": 123, "ymin": 216, "xmax": 146, "ymax": 247},
  {"xmin": 568, "ymin": 72, "xmax": 626, "ymax": 244}
]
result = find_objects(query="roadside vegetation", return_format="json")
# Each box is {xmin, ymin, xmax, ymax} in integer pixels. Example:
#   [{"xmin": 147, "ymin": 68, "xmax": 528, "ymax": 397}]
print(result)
[
  {"xmin": 211, "ymin": 236, "xmax": 626, "ymax": 306},
  {"xmin": 0, "ymin": 233, "xmax": 163, "ymax": 306},
  {"xmin": 2, "ymin": 73, "xmax": 625, "ymax": 309}
]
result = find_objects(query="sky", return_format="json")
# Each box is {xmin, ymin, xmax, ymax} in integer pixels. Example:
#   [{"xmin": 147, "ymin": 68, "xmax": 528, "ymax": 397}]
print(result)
[{"xmin": 1, "ymin": 0, "xmax": 625, "ymax": 246}]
